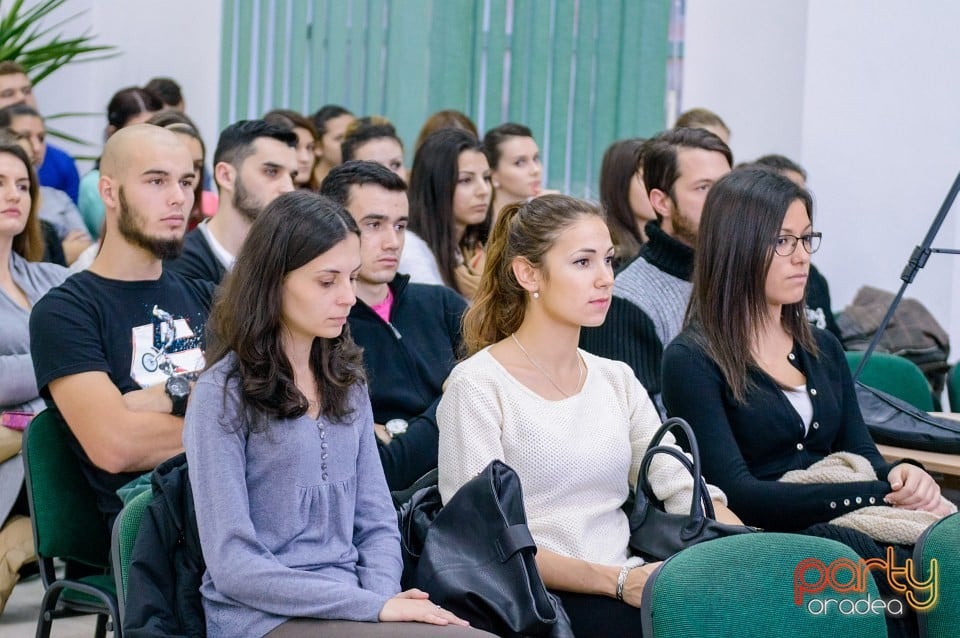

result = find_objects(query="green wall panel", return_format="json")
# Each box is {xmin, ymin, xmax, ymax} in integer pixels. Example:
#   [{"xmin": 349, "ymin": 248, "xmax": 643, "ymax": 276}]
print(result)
[{"xmin": 220, "ymin": 0, "xmax": 672, "ymax": 197}]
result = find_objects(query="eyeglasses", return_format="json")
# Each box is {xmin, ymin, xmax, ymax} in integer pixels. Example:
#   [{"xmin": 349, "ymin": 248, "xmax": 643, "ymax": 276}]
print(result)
[{"xmin": 774, "ymin": 232, "xmax": 822, "ymax": 257}]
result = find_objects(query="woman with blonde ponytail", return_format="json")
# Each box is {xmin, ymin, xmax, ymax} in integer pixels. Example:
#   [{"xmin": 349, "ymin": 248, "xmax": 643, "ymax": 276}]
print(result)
[{"xmin": 438, "ymin": 194, "xmax": 739, "ymax": 636}]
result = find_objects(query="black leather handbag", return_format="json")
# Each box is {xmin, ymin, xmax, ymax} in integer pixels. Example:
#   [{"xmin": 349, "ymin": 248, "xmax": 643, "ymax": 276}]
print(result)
[
  {"xmin": 856, "ymin": 381, "xmax": 960, "ymax": 453},
  {"xmin": 413, "ymin": 459, "xmax": 573, "ymax": 638},
  {"xmin": 629, "ymin": 417, "xmax": 757, "ymax": 561}
]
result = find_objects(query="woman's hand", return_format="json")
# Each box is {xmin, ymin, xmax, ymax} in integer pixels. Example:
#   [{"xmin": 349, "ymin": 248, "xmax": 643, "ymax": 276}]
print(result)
[
  {"xmin": 620, "ymin": 562, "xmax": 662, "ymax": 608},
  {"xmin": 885, "ymin": 463, "xmax": 942, "ymax": 512},
  {"xmin": 378, "ymin": 589, "xmax": 471, "ymax": 626}
]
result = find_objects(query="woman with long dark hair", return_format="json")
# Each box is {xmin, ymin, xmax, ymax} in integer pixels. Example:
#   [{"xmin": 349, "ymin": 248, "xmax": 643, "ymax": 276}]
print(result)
[
  {"xmin": 405, "ymin": 128, "xmax": 491, "ymax": 299},
  {"xmin": 184, "ymin": 191, "xmax": 487, "ymax": 638},
  {"xmin": 598, "ymin": 138, "xmax": 655, "ymax": 267},
  {"xmin": 661, "ymin": 167, "xmax": 950, "ymax": 638},
  {"xmin": 437, "ymin": 194, "xmax": 737, "ymax": 636},
  {"xmin": 0, "ymin": 141, "xmax": 68, "ymax": 612}
]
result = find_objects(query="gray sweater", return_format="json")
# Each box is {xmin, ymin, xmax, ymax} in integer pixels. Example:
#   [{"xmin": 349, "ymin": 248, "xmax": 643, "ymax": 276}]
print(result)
[
  {"xmin": 1, "ymin": 252, "xmax": 68, "ymax": 413},
  {"xmin": 184, "ymin": 354, "xmax": 402, "ymax": 638}
]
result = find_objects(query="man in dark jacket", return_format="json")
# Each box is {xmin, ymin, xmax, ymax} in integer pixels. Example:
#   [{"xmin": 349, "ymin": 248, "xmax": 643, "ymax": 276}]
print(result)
[{"xmin": 321, "ymin": 161, "xmax": 467, "ymax": 491}]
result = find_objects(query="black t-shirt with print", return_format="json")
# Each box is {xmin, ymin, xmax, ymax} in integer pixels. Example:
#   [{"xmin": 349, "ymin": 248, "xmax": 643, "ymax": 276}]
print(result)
[{"xmin": 30, "ymin": 269, "xmax": 214, "ymax": 525}]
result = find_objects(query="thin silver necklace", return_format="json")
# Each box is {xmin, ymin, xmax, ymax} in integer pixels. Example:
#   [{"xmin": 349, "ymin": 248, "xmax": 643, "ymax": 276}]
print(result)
[{"xmin": 511, "ymin": 333, "xmax": 584, "ymax": 398}]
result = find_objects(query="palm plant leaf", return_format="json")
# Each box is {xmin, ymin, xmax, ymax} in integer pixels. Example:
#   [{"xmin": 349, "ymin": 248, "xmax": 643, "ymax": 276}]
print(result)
[{"xmin": 0, "ymin": 0, "xmax": 118, "ymax": 86}]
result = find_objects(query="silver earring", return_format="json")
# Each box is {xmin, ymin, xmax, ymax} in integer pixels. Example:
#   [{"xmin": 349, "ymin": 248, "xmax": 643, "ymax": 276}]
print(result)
[{"xmin": 532, "ymin": 291, "xmax": 540, "ymax": 299}]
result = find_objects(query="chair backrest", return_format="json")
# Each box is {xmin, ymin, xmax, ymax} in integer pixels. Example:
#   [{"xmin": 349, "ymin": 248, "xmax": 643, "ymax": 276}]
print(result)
[
  {"xmin": 947, "ymin": 365, "xmax": 960, "ymax": 412},
  {"xmin": 845, "ymin": 350, "xmax": 934, "ymax": 411},
  {"xmin": 23, "ymin": 409, "xmax": 112, "ymax": 569},
  {"xmin": 112, "ymin": 488, "xmax": 153, "ymax": 620},
  {"xmin": 915, "ymin": 512, "xmax": 960, "ymax": 637},
  {"xmin": 642, "ymin": 533, "xmax": 889, "ymax": 637}
]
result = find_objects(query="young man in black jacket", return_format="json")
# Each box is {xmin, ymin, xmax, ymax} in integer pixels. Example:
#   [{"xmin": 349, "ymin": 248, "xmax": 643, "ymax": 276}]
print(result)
[{"xmin": 321, "ymin": 161, "xmax": 467, "ymax": 491}]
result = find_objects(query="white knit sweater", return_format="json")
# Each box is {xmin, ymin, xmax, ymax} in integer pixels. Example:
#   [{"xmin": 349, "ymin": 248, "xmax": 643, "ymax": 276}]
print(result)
[{"xmin": 437, "ymin": 348, "xmax": 726, "ymax": 566}]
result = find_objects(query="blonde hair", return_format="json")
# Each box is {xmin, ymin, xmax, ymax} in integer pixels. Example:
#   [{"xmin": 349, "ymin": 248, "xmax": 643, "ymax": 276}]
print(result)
[{"xmin": 463, "ymin": 194, "xmax": 603, "ymax": 355}]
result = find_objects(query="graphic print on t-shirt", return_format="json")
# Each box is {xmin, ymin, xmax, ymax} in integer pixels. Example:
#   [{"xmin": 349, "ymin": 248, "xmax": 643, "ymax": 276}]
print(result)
[{"xmin": 130, "ymin": 305, "xmax": 205, "ymax": 387}]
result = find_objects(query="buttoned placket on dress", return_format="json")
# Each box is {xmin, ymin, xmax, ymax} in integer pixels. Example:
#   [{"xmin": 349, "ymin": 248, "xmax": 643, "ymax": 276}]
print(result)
[{"xmin": 317, "ymin": 421, "xmax": 329, "ymax": 481}]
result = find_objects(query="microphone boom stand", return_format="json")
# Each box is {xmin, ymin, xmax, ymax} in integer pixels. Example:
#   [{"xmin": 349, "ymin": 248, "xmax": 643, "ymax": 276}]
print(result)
[{"xmin": 852, "ymin": 171, "xmax": 960, "ymax": 382}]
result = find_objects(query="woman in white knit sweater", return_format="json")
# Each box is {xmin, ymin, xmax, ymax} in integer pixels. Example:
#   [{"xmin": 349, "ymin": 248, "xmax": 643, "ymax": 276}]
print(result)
[{"xmin": 437, "ymin": 194, "xmax": 740, "ymax": 636}]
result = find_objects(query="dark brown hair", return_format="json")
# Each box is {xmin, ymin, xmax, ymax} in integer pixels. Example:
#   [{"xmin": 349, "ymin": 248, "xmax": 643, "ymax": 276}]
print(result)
[
  {"xmin": 464, "ymin": 194, "xmax": 603, "ymax": 355},
  {"xmin": 482, "ymin": 122, "xmax": 534, "ymax": 170},
  {"xmin": 408, "ymin": 128, "xmax": 491, "ymax": 294},
  {"xmin": 643, "ymin": 127, "xmax": 733, "ymax": 202},
  {"xmin": 106, "ymin": 86, "xmax": 163, "ymax": 131},
  {"xmin": 341, "ymin": 116, "xmax": 403, "ymax": 163},
  {"xmin": 599, "ymin": 138, "xmax": 645, "ymax": 265},
  {"xmin": 686, "ymin": 167, "xmax": 816, "ymax": 403},
  {"xmin": 206, "ymin": 191, "xmax": 365, "ymax": 431},
  {"xmin": 0, "ymin": 143, "xmax": 42, "ymax": 261}
]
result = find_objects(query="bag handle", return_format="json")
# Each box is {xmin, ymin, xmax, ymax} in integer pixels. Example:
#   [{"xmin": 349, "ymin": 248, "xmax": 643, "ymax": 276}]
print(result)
[{"xmin": 636, "ymin": 418, "xmax": 716, "ymax": 536}]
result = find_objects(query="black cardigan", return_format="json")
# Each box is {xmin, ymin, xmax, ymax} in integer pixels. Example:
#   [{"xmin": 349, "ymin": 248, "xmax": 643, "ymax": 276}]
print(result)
[{"xmin": 661, "ymin": 328, "xmax": 897, "ymax": 532}]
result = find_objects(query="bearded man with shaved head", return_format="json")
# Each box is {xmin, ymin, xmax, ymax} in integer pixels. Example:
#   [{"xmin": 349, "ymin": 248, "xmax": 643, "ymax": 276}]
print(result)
[{"xmin": 30, "ymin": 124, "xmax": 214, "ymax": 526}]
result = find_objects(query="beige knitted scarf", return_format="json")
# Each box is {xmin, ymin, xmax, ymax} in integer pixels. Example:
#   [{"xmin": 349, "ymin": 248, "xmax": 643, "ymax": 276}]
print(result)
[{"xmin": 779, "ymin": 452, "xmax": 955, "ymax": 544}]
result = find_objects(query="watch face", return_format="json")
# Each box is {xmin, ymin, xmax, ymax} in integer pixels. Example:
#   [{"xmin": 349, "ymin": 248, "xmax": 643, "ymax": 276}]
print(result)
[
  {"xmin": 385, "ymin": 418, "xmax": 408, "ymax": 436},
  {"xmin": 166, "ymin": 376, "xmax": 191, "ymax": 397}
]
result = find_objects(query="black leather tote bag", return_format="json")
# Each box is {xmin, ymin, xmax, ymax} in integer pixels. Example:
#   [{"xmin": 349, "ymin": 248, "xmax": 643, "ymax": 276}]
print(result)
[
  {"xmin": 413, "ymin": 459, "xmax": 573, "ymax": 638},
  {"xmin": 629, "ymin": 417, "xmax": 758, "ymax": 561}
]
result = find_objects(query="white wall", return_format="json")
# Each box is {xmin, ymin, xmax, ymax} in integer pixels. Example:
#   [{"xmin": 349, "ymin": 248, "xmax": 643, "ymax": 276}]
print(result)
[
  {"xmin": 684, "ymin": 0, "xmax": 960, "ymax": 361},
  {"xmin": 28, "ymin": 0, "xmax": 223, "ymax": 171}
]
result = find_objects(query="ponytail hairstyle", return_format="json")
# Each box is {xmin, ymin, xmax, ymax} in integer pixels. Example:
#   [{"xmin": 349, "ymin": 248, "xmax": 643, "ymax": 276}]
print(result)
[{"xmin": 463, "ymin": 193, "xmax": 603, "ymax": 355}]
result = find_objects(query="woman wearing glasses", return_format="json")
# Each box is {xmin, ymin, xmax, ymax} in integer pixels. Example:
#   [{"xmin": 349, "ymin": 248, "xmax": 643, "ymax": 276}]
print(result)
[
  {"xmin": 662, "ymin": 167, "xmax": 946, "ymax": 531},
  {"xmin": 661, "ymin": 167, "xmax": 947, "ymax": 637}
]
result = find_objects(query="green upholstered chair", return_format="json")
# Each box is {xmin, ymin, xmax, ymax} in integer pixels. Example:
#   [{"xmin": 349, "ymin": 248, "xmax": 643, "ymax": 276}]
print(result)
[
  {"xmin": 23, "ymin": 409, "xmax": 121, "ymax": 638},
  {"xmin": 914, "ymin": 512, "xmax": 960, "ymax": 637},
  {"xmin": 946, "ymin": 364, "xmax": 960, "ymax": 412},
  {"xmin": 845, "ymin": 351, "xmax": 935, "ymax": 412},
  {"xmin": 111, "ymin": 488, "xmax": 153, "ymax": 622},
  {"xmin": 641, "ymin": 533, "xmax": 889, "ymax": 637}
]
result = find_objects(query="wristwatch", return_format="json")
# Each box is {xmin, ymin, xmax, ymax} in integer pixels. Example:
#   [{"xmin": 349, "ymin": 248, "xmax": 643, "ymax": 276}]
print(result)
[
  {"xmin": 385, "ymin": 418, "xmax": 409, "ymax": 438},
  {"xmin": 165, "ymin": 375, "xmax": 191, "ymax": 417}
]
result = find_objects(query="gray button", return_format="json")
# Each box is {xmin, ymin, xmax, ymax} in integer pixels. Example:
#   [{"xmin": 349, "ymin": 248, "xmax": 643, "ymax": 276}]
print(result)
[
  {"xmin": 812, "ymin": 421, "xmax": 819, "ymax": 429},
  {"xmin": 830, "ymin": 501, "xmax": 837, "ymax": 509},
  {"xmin": 856, "ymin": 497, "xmax": 862, "ymax": 504},
  {"xmin": 321, "ymin": 463, "xmax": 328, "ymax": 470},
  {"xmin": 322, "ymin": 473, "xmax": 328, "ymax": 481},
  {"xmin": 796, "ymin": 443, "xmax": 804, "ymax": 450},
  {"xmin": 321, "ymin": 442, "xmax": 328, "ymax": 450},
  {"xmin": 321, "ymin": 452, "xmax": 328, "ymax": 460},
  {"xmin": 810, "ymin": 388, "xmax": 817, "ymax": 396},
  {"xmin": 843, "ymin": 499, "xmax": 850, "ymax": 506},
  {"xmin": 319, "ymin": 429, "xmax": 326, "ymax": 439}
]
